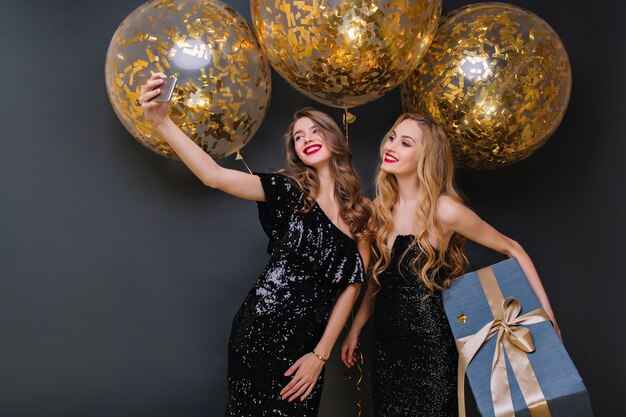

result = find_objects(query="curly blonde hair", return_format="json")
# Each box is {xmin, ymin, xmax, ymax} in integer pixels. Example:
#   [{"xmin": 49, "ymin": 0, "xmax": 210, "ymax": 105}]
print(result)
[
  {"xmin": 371, "ymin": 113, "xmax": 468, "ymax": 294},
  {"xmin": 279, "ymin": 108, "xmax": 373, "ymax": 243}
]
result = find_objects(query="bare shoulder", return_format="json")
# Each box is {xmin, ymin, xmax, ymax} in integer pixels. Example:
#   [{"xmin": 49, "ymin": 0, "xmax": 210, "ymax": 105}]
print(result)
[{"xmin": 436, "ymin": 195, "xmax": 469, "ymax": 228}]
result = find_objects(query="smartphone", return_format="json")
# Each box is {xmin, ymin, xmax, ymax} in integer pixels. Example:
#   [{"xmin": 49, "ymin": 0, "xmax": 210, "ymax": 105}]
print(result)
[{"xmin": 151, "ymin": 76, "xmax": 177, "ymax": 102}]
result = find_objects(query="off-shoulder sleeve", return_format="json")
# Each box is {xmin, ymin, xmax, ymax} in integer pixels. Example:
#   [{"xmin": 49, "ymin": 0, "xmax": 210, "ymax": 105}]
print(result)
[
  {"xmin": 344, "ymin": 252, "xmax": 366, "ymax": 285},
  {"xmin": 254, "ymin": 172, "xmax": 301, "ymax": 246},
  {"xmin": 329, "ymin": 250, "xmax": 366, "ymax": 287}
]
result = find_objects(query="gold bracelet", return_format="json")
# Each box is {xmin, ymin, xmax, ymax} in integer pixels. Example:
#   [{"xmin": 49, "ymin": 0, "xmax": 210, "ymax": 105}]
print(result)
[{"xmin": 312, "ymin": 350, "xmax": 328, "ymax": 363}]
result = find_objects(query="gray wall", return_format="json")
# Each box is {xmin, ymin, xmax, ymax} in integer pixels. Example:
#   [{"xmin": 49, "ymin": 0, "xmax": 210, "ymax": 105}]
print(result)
[{"xmin": 1, "ymin": 0, "xmax": 624, "ymax": 416}]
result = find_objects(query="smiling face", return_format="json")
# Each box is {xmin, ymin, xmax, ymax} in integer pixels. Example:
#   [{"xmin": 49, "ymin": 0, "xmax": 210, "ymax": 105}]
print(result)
[
  {"xmin": 380, "ymin": 118, "xmax": 424, "ymax": 176},
  {"xmin": 292, "ymin": 116, "xmax": 332, "ymax": 167}
]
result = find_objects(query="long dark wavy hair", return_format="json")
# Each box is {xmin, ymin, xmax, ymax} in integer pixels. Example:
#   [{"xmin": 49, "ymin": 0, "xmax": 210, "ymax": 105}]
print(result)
[{"xmin": 279, "ymin": 108, "xmax": 373, "ymax": 243}]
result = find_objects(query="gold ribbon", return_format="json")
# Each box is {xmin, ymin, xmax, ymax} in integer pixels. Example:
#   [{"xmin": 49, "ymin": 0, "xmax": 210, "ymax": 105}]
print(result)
[{"xmin": 456, "ymin": 266, "xmax": 553, "ymax": 417}]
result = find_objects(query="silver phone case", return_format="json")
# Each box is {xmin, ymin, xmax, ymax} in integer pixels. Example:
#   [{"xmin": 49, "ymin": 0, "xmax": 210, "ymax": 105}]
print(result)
[{"xmin": 151, "ymin": 77, "xmax": 177, "ymax": 102}]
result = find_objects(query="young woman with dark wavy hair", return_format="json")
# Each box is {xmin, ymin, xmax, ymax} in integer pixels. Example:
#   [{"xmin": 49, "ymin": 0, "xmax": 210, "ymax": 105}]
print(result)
[
  {"xmin": 139, "ymin": 74, "xmax": 372, "ymax": 417},
  {"xmin": 341, "ymin": 113, "xmax": 560, "ymax": 417}
]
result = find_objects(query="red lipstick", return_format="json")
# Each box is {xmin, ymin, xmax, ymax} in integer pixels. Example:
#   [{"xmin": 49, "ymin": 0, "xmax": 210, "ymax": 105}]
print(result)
[{"xmin": 303, "ymin": 144, "xmax": 322, "ymax": 155}]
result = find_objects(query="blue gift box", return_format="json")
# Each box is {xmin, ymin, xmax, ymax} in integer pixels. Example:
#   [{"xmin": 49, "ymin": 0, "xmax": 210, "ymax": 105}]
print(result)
[{"xmin": 442, "ymin": 258, "xmax": 593, "ymax": 417}]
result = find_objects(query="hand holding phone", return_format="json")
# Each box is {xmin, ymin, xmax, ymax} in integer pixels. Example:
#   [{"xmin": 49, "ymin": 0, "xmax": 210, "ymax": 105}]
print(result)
[{"xmin": 150, "ymin": 76, "xmax": 177, "ymax": 102}]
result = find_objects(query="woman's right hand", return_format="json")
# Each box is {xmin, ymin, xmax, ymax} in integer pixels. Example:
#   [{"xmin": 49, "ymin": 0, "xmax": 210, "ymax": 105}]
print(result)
[
  {"xmin": 341, "ymin": 329, "xmax": 360, "ymax": 368},
  {"xmin": 140, "ymin": 72, "xmax": 170, "ymax": 127}
]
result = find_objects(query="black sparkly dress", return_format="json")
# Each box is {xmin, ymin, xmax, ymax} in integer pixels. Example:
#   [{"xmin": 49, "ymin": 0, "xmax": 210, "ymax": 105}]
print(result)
[
  {"xmin": 372, "ymin": 235, "xmax": 458, "ymax": 417},
  {"xmin": 226, "ymin": 173, "xmax": 365, "ymax": 417}
]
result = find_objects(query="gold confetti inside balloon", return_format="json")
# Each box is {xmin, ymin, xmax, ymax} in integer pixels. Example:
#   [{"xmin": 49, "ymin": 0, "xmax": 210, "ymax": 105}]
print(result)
[
  {"xmin": 251, "ymin": 0, "xmax": 441, "ymax": 109},
  {"xmin": 105, "ymin": 0, "xmax": 271, "ymax": 159},
  {"xmin": 402, "ymin": 3, "xmax": 572, "ymax": 169}
]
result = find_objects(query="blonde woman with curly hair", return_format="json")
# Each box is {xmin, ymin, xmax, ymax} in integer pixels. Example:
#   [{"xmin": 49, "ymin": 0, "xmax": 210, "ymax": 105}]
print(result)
[
  {"xmin": 140, "ymin": 74, "xmax": 372, "ymax": 417},
  {"xmin": 341, "ymin": 113, "xmax": 560, "ymax": 417}
]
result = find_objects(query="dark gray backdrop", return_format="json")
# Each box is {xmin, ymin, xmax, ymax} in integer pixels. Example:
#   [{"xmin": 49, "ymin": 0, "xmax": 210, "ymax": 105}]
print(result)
[{"xmin": 1, "ymin": 0, "xmax": 624, "ymax": 416}]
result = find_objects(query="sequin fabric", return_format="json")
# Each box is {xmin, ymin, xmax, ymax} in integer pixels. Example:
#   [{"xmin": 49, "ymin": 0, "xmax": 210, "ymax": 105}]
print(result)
[
  {"xmin": 226, "ymin": 173, "xmax": 365, "ymax": 417},
  {"xmin": 372, "ymin": 235, "xmax": 458, "ymax": 417}
]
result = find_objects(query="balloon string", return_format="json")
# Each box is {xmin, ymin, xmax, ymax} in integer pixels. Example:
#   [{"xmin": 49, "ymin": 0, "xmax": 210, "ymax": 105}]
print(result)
[
  {"xmin": 343, "ymin": 108, "xmax": 350, "ymax": 143},
  {"xmin": 235, "ymin": 151, "xmax": 252, "ymax": 174},
  {"xmin": 344, "ymin": 311, "xmax": 364, "ymax": 417},
  {"xmin": 342, "ymin": 108, "xmax": 356, "ymax": 143},
  {"xmin": 355, "ymin": 349, "xmax": 364, "ymax": 417}
]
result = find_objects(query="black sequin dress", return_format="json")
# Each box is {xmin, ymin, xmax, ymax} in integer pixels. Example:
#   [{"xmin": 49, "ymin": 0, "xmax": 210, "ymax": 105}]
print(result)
[
  {"xmin": 372, "ymin": 235, "xmax": 458, "ymax": 417},
  {"xmin": 226, "ymin": 173, "xmax": 365, "ymax": 417}
]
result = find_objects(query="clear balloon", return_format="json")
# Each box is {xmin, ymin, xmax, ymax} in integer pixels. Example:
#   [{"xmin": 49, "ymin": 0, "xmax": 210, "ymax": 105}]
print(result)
[
  {"xmin": 251, "ymin": 0, "xmax": 441, "ymax": 109},
  {"xmin": 105, "ymin": 0, "xmax": 271, "ymax": 159},
  {"xmin": 402, "ymin": 3, "xmax": 572, "ymax": 170}
]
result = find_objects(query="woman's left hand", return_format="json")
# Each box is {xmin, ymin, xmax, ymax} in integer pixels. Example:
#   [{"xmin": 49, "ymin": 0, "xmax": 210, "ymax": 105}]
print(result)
[
  {"xmin": 280, "ymin": 352, "xmax": 325, "ymax": 402},
  {"xmin": 551, "ymin": 317, "xmax": 563, "ymax": 342}
]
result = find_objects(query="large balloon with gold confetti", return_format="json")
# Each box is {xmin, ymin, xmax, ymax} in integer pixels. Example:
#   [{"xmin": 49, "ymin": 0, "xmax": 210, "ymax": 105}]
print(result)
[
  {"xmin": 105, "ymin": 0, "xmax": 271, "ymax": 159},
  {"xmin": 402, "ymin": 3, "xmax": 572, "ymax": 169},
  {"xmin": 251, "ymin": 0, "xmax": 441, "ymax": 109}
]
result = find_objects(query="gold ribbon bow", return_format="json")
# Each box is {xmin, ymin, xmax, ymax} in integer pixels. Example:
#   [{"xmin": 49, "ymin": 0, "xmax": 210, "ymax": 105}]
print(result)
[{"xmin": 456, "ymin": 266, "xmax": 553, "ymax": 417}]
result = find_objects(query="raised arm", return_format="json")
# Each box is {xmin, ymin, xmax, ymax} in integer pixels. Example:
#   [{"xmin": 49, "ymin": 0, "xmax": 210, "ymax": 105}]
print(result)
[
  {"xmin": 140, "ymin": 72, "xmax": 264, "ymax": 202},
  {"xmin": 437, "ymin": 196, "xmax": 561, "ymax": 339},
  {"xmin": 279, "ymin": 240, "xmax": 371, "ymax": 402}
]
